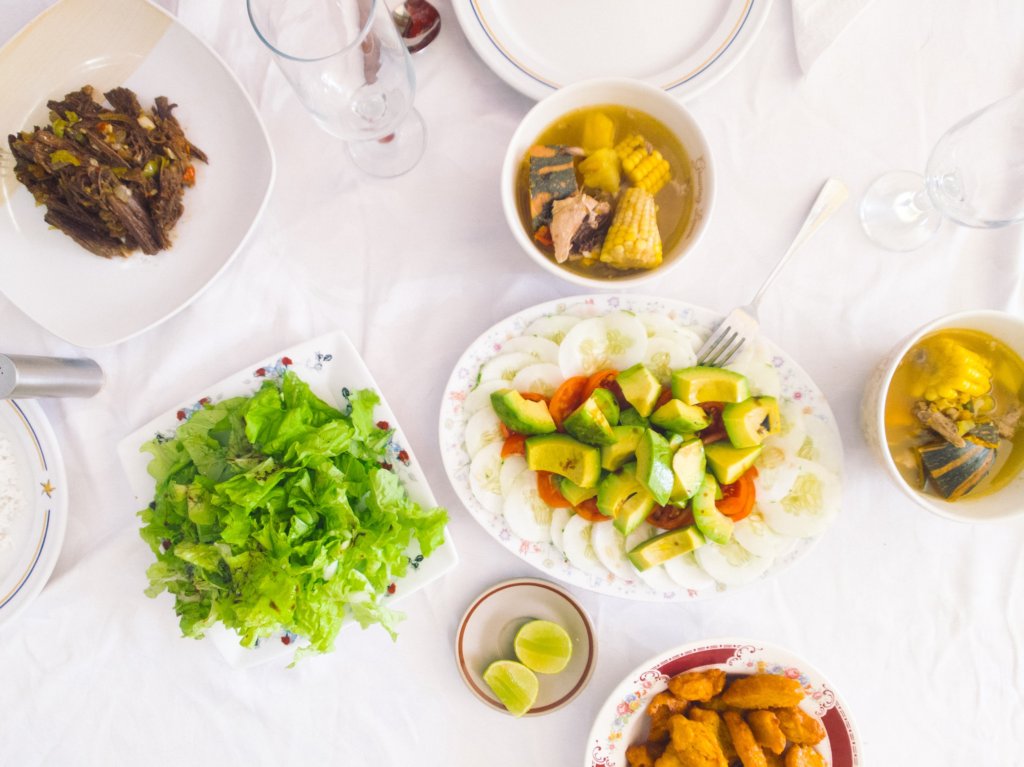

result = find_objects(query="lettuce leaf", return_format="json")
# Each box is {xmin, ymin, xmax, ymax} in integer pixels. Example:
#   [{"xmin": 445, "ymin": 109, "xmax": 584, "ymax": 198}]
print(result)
[{"xmin": 138, "ymin": 371, "xmax": 447, "ymax": 658}]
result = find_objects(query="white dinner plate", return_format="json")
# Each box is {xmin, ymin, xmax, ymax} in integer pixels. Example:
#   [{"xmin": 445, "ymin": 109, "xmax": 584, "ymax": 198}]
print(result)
[
  {"xmin": 452, "ymin": 0, "xmax": 773, "ymax": 101},
  {"xmin": 584, "ymin": 638, "xmax": 861, "ymax": 766},
  {"xmin": 0, "ymin": 400, "xmax": 68, "ymax": 629},
  {"xmin": 455, "ymin": 578, "xmax": 597, "ymax": 716},
  {"xmin": 0, "ymin": 0, "xmax": 275, "ymax": 347},
  {"xmin": 438, "ymin": 294, "xmax": 843, "ymax": 602},
  {"xmin": 117, "ymin": 330, "xmax": 458, "ymax": 667}
]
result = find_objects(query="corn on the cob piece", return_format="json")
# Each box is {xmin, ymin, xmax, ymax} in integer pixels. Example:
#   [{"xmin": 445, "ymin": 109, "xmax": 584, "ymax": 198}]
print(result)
[
  {"xmin": 599, "ymin": 187, "xmax": 662, "ymax": 270},
  {"xmin": 909, "ymin": 337, "xmax": 992, "ymax": 404},
  {"xmin": 615, "ymin": 134, "xmax": 671, "ymax": 195}
]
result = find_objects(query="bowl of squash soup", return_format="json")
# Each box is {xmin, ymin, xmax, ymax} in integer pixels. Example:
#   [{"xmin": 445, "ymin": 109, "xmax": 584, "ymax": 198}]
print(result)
[
  {"xmin": 501, "ymin": 78, "xmax": 714, "ymax": 289},
  {"xmin": 862, "ymin": 310, "xmax": 1024, "ymax": 522}
]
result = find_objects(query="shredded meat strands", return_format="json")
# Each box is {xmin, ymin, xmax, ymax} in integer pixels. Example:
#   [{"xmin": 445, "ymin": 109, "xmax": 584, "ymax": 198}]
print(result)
[{"xmin": 7, "ymin": 85, "xmax": 206, "ymax": 258}]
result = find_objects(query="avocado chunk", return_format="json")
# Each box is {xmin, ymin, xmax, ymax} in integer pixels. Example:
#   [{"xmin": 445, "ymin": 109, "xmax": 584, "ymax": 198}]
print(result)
[
  {"xmin": 614, "ymin": 488, "xmax": 656, "ymax": 536},
  {"xmin": 558, "ymin": 477, "xmax": 598, "ymax": 506},
  {"xmin": 650, "ymin": 399, "xmax": 711, "ymax": 433},
  {"xmin": 635, "ymin": 429, "xmax": 674, "ymax": 506},
  {"xmin": 615, "ymin": 364, "xmax": 662, "ymax": 417},
  {"xmin": 670, "ymin": 438, "xmax": 706, "ymax": 503},
  {"xmin": 704, "ymin": 442, "xmax": 763, "ymax": 485},
  {"xmin": 722, "ymin": 398, "xmax": 775, "ymax": 448},
  {"xmin": 525, "ymin": 433, "xmax": 602, "ymax": 488},
  {"xmin": 490, "ymin": 389, "xmax": 557, "ymax": 435},
  {"xmin": 596, "ymin": 464, "xmax": 641, "ymax": 518},
  {"xmin": 563, "ymin": 392, "xmax": 616, "ymax": 446},
  {"xmin": 601, "ymin": 425, "xmax": 644, "ymax": 471},
  {"xmin": 691, "ymin": 473, "xmax": 734, "ymax": 544},
  {"xmin": 757, "ymin": 396, "xmax": 782, "ymax": 434},
  {"xmin": 619, "ymin": 408, "xmax": 649, "ymax": 428},
  {"xmin": 671, "ymin": 366, "xmax": 751, "ymax": 405},
  {"xmin": 590, "ymin": 387, "xmax": 620, "ymax": 426},
  {"xmin": 627, "ymin": 525, "xmax": 706, "ymax": 571}
]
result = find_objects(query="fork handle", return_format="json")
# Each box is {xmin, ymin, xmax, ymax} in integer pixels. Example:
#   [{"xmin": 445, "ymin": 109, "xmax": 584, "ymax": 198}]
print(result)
[{"xmin": 749, "ymin": 178, "xmax": 849, "ymax": 313}]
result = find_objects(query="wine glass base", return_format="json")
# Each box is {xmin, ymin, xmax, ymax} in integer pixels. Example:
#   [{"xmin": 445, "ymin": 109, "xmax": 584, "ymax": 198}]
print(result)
[
  {"xmin": 347, "ymin": 108, "xmax": 427, "ymax": 178},
  {"xmin": 859, "ymin": 171, "xmax": 943, "ymax": 252}
]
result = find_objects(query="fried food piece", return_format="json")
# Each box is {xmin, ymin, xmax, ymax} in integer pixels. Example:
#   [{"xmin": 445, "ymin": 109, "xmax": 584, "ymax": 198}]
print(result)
[
  {"xmin": 654, "ymin": 746, "xmax": 684, "ymax": 767},
  {"xmin": 772, "ymin": 707, "xmax": 826, "ymax": 745},
  {"xmin": 687, "ymin": 708, "xmax": 737, "ymax": 762},
  {"xmin": 722, "ymin": 711, "xmax": 768, "ymax": 767},
  {"xmin": 746, "ymin": 710, "xmax": 787, "ymax": 755},
  {"xmin": 764, "ymin": 752, "xmax": 785, "ymax": 767},
  {"xmin": 784, "ymin": 745, "xmax": 827, "ymax": 767},
  {"xmin": 720, "ymin": 674, "xmax": 804, "ymax": 709},
  {"xmin": 649, "ymin": 708, "xmax": 674, "ymax": 744},
  {"xmin": 627, "ymin": 743, "xmax": 658, "ymax": 767},
  {"xmin": 667, "ymin": 716, "xmax": 728, "ymax": 767},
  {"xmin": 667, "ymin": 669, "xmax": 727, "ymax": 702},
  {"xmin": 649, "ymin": 691, "xmax": 690, "ymax": 719}
]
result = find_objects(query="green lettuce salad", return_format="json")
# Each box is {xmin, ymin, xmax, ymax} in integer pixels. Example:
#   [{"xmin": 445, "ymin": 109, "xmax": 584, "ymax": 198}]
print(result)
[{"xmin": 138, "ymin": 370, "xmax": 448, "ymax": 657}]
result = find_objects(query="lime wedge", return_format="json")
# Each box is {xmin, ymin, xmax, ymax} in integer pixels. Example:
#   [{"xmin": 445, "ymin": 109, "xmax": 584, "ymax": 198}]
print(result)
[
  {"xmin": 482, "ymin": 660, "xmax": 539, "ymax": 717},
  {"xmin": 513, "ymin": 619, "xmax": 573, "ymax": 674}
]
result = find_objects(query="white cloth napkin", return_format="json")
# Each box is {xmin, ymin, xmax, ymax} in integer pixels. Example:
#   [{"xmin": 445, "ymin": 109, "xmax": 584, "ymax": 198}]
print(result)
[{"xmin": 791, "ymin": 0, "xmax": 875, "ymax": 73}]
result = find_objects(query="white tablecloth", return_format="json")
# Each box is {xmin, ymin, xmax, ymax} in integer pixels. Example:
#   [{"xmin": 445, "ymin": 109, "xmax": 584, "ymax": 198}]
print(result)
[{"xmin": 2, "ymin": 1, "xmax": 1023, "ymax": 764}]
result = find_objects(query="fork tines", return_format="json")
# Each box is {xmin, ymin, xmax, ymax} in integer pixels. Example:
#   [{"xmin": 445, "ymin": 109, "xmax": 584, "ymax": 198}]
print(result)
[{"xmin": 697, "ymin": 326, "xmax": 746, "ymax": 367}]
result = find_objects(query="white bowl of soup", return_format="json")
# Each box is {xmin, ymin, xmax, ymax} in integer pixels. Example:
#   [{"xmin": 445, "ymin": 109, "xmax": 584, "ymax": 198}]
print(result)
[
  {"xmin": 501, "ymin": 78, "xmax": 714, "ymax": 289},
  {"xmin": 861, "ymin": 310, "xmax": 1024, "ymax": 522}
]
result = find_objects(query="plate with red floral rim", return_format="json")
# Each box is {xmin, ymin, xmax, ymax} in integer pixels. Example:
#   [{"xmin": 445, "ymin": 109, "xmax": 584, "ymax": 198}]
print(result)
[{"xmin": 584, "ymin": 638, "xmax": 861, "ymax": 767}]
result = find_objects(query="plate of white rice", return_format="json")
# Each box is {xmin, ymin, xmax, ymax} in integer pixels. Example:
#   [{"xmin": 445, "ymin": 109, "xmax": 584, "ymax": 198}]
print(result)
[{"xmin": 0, "ymin": 399, "xmax": 67, "ymax": 628}]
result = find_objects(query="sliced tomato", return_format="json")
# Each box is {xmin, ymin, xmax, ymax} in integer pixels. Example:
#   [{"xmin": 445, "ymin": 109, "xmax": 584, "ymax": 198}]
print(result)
[
  {"xmin": 549, "ymin": 376, "xmax": 589, "ymax": 429},
  {"xmin": 582, "ymin": 369, "xmax": 618, "ymax": 400},
  {"xmin": 716, "ymin": 467, "xmax": 758, "ymax": 521},
  {"xmin": 699, "ymin": 401, "xmax": 728, "ymax": 444},
  {"xmin": 648, "ymin": 504, "xmax": 695, "ymax": 530},
  {"xmin": 536, "ymin": 471, "xmax": 573, "ymax": 508},
  {"xmin": 573, "ymin": 497, "xmax": 610, "ymax": 522},
  {"xmin": 520, "ymin": 392, "xmax": 548, "ymax": 403},
  {"xmin": 501, "ymin": 433, "xmax": 527, "ymax": 458}
]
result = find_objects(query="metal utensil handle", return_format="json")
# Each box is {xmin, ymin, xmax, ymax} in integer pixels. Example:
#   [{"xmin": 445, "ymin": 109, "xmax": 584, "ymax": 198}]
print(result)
[
  {"xmin": 749, "ymin": 178, "xmax": 849, "ymax": 313},
  {"xmin": 0, "ymin": 354, "xmax": 104, "ymax": 398}
]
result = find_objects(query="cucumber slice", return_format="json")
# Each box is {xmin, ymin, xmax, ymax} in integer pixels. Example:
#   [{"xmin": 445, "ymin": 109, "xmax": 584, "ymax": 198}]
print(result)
[
  {"xmin": 558, "ymin": 313, "xmax": 648, "ymax": 378},
  {"xmin": 501, "ymin": 335, "xmax": 560, "ymax": 363},
  {"xmin": 503, "ymin": 470, "xmax": 553, "ymax": 543},
  {"xmin": 759, "ymin": 459, "xmax": 840, "ymax": 538},
  {"xmin": 465, "ymin": 407, "xmax": 504, "ymax": 458},
  {"xmin": 724, "ymin": 339, "xmax": 781, "ymax": 399},
  {"xmin": 637, "ymin": 312, "xmax": 705, "ymax": 348},
  {"xmin": 591, "ymin": 521, "xmax": 638, "ymax": 581},
  {"xmin": 732, "ymin": 510, "xmax": 795, "ymax": 558},
  {"xmin": 463, "ymin": 380, "xmax": 507, "ymax": 418},
  {"xmin": 499, "ymin": 456, "xmax": 529, "ymax": 497},
  {"xmin": 695, "ymin": 539, "xmax": 772, "ymax": 586},
  {"xmin": 469, "ymin": 442, "xmax": 504, "ymax": 513},
  {"xmin": 524, "ymin": 314, "xmax": 581, "ymax": 344},
  {"xmin": 561, "ymin": 514, "xmax": 611, "ymax": 577},
  {"xmin": 643, "ymin": 336, "xmax": 698, "ymax": 385},
  {"xmin": 549, "ymin": 507, "xmax": 572, "ymax": 555},
  {"xmin": 511, "ymin": 363, "xmax": 564, "ymax": 399},
  {"xmin": 479, "ymin": 352, "xmax": 538, "ymax": 384},
  {"xmin": 663, "ymin": 551, "xmax": 716, "ymax": 591}
]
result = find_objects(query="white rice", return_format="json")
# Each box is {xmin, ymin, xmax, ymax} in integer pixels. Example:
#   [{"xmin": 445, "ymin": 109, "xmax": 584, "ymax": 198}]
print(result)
[{"xmin": 0, "ymin": 433, "xmax": 23, "ymax": 550}]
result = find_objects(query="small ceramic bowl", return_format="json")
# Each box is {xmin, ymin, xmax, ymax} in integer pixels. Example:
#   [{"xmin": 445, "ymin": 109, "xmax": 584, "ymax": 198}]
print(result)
[
  {"xmin": 455, "ymin": 578, "xmax": 597, "ymax": 716},
  {"xmin": 861, "ymin": 309, "xmax": 1024, "ymax": 523},
  {"xmin": 500, "ymin": 78, "xmax": 714, "ymax": 290}
]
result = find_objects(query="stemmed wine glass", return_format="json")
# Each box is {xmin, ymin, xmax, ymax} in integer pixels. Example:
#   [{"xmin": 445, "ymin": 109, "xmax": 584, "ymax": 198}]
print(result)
[
  {"xmin": 859, "ymin": 89, "xmax": 1024, "ymax": 251},
  {"xmin": 247, "ymin": 0, "xmax": 426, "ymax": 178}
]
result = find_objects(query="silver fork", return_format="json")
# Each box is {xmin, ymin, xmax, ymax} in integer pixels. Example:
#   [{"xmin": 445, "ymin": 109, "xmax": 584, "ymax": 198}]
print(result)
[{"xmin": 695, "ymin": 178, "xmax": 849, "ymax": 367}]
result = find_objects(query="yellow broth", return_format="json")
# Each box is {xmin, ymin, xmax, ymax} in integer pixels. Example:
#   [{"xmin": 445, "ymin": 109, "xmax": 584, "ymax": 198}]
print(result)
[
  {"xmin": 516, "ymin": 104, "xmax": 694, "ymax": 279},
  {"xmin": 884, "ymin": 328, "xmax": 1024, "ymax": 500}
]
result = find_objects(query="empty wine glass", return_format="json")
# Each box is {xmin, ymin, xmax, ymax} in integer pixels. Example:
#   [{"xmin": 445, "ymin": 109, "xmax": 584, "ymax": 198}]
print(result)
[
  {"xmin": 247, "ymin": 0, "xmax": 426, "ymax": 178},
  {"xmin": 860, "ymin": 89, "xmax": 1024, "ymax": 251}
]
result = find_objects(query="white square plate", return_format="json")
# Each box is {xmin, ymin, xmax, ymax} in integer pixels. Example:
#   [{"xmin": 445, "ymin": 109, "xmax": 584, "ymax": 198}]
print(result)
[
  {"xmin": 0, "ymin": 0, "xmax": 275, "ymax": 347},
  {"xmin": 117, "ymin": 330, "xmax": 458, "ymax": 666}
]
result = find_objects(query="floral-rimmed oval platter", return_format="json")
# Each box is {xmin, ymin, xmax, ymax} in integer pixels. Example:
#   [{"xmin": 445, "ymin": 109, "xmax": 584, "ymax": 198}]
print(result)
[
  {"xmin": 438, "ymin": 294, "xmax": 843, "ymax": 601},
  {"xmin": 585, "ymin": 638, "xmax": 861, "ymax": 767}
]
